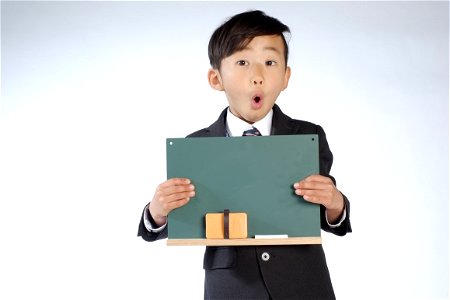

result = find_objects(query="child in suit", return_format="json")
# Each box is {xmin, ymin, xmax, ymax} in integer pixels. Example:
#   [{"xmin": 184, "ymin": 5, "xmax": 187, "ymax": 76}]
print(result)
[{"xmin": 138, "ymin": 10, "xmax": 351, "ymax": 299}]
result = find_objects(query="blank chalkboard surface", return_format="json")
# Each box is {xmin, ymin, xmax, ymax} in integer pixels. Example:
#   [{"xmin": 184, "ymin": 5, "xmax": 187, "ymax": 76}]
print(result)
[{"xmin": 166, "ymin": 135, "xmax": 320, "ymax": 245}]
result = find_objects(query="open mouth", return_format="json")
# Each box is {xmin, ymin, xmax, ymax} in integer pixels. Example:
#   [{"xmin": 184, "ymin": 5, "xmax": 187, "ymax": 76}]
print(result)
[{"xmin": 251, "ymin": 94, "xmax": 264, "ymax": 109}]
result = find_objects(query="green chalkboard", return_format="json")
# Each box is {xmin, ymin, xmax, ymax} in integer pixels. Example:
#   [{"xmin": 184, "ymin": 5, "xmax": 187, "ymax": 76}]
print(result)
[{"xmin": 166, "ymin": 135, "xmax": 320, "ymax": 240}]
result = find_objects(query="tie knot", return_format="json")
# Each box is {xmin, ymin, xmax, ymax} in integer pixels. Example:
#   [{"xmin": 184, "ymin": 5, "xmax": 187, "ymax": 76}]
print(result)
[{"xmin": 242, "ymin": 127, "xmax": 262, "ymax": 136}]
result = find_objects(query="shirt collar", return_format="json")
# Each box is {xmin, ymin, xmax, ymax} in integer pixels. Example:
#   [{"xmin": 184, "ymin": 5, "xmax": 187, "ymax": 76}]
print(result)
[{"xmin": 226, "ymin": 108, "xmax": 273, "ymax": 137}]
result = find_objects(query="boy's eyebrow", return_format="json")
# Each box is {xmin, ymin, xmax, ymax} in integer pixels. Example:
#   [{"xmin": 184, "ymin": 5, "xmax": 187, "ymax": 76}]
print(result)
[
  {"xmin": 242, "ymin": 46, "xmax": 283, "ymax": 55},
  {"xmin": 264, "ymin": 46, "xmax": 282, "ymax": 54}
]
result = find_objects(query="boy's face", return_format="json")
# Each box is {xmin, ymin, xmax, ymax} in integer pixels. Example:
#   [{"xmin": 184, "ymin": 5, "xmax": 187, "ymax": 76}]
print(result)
[{"xmin": 208, "ymin": 35, "xmax": 291, "ymax": 124}]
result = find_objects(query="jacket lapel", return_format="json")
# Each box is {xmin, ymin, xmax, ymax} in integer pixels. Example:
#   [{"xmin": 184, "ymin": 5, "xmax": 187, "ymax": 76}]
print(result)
[
  {"xmin": 270, "ymin": 104, "xmax": 293, "ymax": 135},
  {"xmin": 205, "ymin": 107, "xmax": 228, "ymax": 137}
]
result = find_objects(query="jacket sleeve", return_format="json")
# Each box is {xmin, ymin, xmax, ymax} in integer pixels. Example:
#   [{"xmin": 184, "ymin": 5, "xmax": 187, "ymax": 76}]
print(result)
[
  {"xmin": 316, "ymin": 125, "xmax": 352, "ymax": 236},
  {"xmin": 137, "ymin": 204, "xmax": 168, "ymax": 242}
]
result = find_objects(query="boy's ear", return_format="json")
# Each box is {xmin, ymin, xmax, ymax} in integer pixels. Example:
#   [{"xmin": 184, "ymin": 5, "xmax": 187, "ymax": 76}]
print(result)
[
  {"xmin": 208, "ymin": 68, "xmax": 224, "ymax": 91},
  {"xmin": 282, "ymin": 66, "xmax": 291, "ymax": 90}
]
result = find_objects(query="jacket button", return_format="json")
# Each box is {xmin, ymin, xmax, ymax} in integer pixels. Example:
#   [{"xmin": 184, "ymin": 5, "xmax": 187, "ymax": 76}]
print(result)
[{"xmin": 261, "ymin": 252, "xmax": 270, "ymax": 261}]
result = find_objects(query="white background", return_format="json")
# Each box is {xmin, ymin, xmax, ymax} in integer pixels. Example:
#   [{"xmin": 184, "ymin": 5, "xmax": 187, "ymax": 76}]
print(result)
[{"xmin": 1, "ymin": 1, "xmax": 448, "ymax": 299}]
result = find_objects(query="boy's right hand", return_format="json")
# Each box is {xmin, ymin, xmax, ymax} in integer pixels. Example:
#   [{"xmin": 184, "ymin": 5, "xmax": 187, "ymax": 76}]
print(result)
[{"xmin": 149, "ymin": 178, "xmax": 195, "ymax": 227}]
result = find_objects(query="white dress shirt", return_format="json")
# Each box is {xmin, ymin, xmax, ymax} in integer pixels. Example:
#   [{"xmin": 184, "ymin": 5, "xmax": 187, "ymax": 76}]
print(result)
[{"xmin": 226, "ymin": 108, "xmax": 273, "ymax": 137}]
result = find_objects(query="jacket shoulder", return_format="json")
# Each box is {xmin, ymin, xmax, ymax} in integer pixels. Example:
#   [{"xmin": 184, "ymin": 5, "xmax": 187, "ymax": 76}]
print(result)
[
  {"xmin": 187, "ymin": 128, "xmax": 211, "ymax": 137},
  {"xmin": 186, "ymin": 107, "xmax": 228, "ymax": 138},
  {"xmin": 272, "ymin": 105, "xmax": 323, "ymax": 135},
  {"xmin": 289, "ymin": 119, "xmax": 322, "ymax": 134}
]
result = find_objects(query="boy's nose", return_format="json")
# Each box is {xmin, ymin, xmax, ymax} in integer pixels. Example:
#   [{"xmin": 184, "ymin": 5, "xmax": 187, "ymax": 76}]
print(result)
[
  {"xmin": 252, "ymin": 79, "xmax": 263, "ymax": 85},
  {"xmin": 250, "ymin": 64, "xmax": 264, "ymax": 86}
]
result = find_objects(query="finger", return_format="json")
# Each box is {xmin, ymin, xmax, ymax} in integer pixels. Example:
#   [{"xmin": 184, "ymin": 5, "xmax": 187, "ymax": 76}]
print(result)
[
  {"xmin": 300, "ymin": 190, "xmax": 332, "ymax": 206},
  {"xmin": 293, "ymin": 175, "xmax": 335, "ymax": 191},
  {"xmin": 302, "ymin": 195, "xmax": 324, "ymax": 205},
  {"xmin": 160, "ymin": 178, "xmax": 191, "ymax": 188},
  {"xmin": 162, "ymin": 184, "xmax": 195, "ymax": 196},
  {"xmin": 304, "ymin": 174, "xmax": 333, "ymax": 183},
  {"xmin": 157, "ymin": 190, "xmax": 195, "ymax": 215},
  {"xmin": 165, "ymin": 197, "xmax": 192, "ymax": 212},
  {"xmin": 295, "ymin": 181, "xmax": 332, "ymax": 191},
  {"xmin": 293, "ymin": 175, "xmax": 332, "ymax": 188},
  {"xmin": 158, "ymin": 189, "xmax": 196, "ymax": 204},
  {"xmin": 295, "ymin": 184, "xmax": 333, "ymax": 202},
  {"xmin": 299, "ymin": 188, "xmax": 331, "ymax": 199},
  {"xmin": 156, "ymin": 180, "xmax": 195, "ymax": 198},
  {"xmin": 303, "ymin": 190, "xmax": 344, "ymax": 211}
]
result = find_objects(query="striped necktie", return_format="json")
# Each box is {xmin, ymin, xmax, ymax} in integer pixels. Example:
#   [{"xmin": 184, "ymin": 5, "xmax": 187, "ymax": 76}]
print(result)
[{"xmin": 242, "ymin": 126, "xmax": 262, "ymax": 136}]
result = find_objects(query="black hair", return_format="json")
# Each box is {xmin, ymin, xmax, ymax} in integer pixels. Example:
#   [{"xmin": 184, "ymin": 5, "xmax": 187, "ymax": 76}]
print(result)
[{"xmin": 208, "ymin": 10, "xmax": 290, "ymax": 70}]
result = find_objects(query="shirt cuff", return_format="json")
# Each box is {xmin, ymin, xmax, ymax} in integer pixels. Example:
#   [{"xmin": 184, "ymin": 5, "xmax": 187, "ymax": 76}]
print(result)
[
  {"xmin": 143, "ymin": 204, "xmax": 167, "ymax": 233},
  {"xmin": 325, "ymin": 206, "xmax": 347, "ymax": 228}
]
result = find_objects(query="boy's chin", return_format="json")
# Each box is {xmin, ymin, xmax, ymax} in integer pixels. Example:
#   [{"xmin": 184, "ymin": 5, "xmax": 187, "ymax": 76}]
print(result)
[
  {"xmin": 230, "ymin": 107, "xmax": 269, "ymax": 124},
  {"xmin": 241, "ymin": 113, "xmax": 265, "ymax": 124}
]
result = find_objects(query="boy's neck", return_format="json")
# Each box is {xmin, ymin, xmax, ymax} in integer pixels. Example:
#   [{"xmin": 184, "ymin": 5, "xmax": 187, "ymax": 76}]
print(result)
[{"xmin": 226, "ymin": 108, "xmax": 273, "ymax": 136}]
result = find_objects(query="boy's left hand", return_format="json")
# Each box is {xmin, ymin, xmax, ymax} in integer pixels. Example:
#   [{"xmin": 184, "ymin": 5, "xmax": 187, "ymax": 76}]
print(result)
[{"xmin": 293, "ymin": 175, "xmax": 345, "ymax": 224}]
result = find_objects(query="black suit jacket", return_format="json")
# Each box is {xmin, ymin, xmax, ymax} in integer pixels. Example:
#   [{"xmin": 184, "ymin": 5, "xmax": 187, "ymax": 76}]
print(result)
[{"xmin": 138, "ymin": 105, "xmax": 352, "ymax": 299}]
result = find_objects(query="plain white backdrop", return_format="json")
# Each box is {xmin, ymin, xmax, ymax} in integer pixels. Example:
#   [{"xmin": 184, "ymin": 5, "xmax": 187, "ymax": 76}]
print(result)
[{"xmin": 1, "ymin": 1, "xmax": 448, "ymax": 299}]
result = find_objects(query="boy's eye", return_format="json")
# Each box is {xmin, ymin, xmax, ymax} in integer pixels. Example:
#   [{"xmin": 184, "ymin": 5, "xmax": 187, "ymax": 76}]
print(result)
[
  {"xmin": 266, "ymin": 60, "xmax": 277, "ymax": 66},
  {"xmin": 236, "ymin": 60, "xmax": 248, "ymax": 66}
]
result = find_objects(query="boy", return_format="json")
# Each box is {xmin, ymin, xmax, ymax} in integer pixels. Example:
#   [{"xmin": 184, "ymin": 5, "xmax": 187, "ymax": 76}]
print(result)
[{"xmin": 138, "ymin": 10, "xmax": 351, "ymax": 299}]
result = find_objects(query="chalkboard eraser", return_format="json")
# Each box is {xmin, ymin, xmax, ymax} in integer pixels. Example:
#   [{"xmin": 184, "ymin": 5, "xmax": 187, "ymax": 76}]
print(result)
[{"xmin": 255, "ymin": 234, "xmax": 288, "ymax": 239}]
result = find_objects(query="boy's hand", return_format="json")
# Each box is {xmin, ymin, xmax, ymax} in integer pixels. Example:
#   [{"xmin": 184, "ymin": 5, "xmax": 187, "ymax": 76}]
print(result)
[
  {"xmin": 149, "ymin": 178, "xmax": 195, "ymax": 227},
  {"xmin": 293, "ymin": 175, "xmax": 344, "ymax": 224}
]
